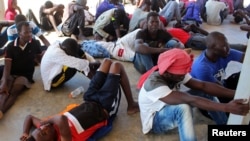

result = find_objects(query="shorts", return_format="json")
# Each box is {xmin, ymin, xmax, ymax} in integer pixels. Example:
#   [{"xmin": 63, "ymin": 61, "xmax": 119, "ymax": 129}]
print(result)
[
  {"xmin": 51, "ymin": 66, "xmax": 77, "ymax": 88},
  {"xmin": 0, "ymin": 75, "xmax": 31, "ymax": 91},
  {"xmin": 83, "ymin": 71, "xmax": 121, "ymax": 114}
]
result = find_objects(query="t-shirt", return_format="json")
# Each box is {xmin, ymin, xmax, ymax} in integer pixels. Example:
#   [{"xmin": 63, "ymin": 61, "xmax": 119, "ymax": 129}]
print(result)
[
  {"xmin": 98, "ymin": 29, "xmax": 141, "ymax": 61},
  {"xmin": 205, "ymin": 0, "xmax": 227, "ymax": 25},
  {"xmin": 191, "ymin": 49, "xmax": 243, "ymax": 84},
  {"xmin": 95, "ymin": 0, "xmax": 124, "ymax": 19},
  {"xmin": 5, "ymin": 38, "xmax": 42, "ymax": 82},
  {"xmin": 167, "ymin": 28, "xmax": 191, "ymax": 44},
  {"xmin": 7, "ymin": 21, "xmax": 42, "ymax": 41},
  {"xmin": 136, "ymin": 29, "xmax": 173, "ymax": 65},
  {"xmin": 139, "ymin": 72, "xmax": 192, "ymax": 134}
]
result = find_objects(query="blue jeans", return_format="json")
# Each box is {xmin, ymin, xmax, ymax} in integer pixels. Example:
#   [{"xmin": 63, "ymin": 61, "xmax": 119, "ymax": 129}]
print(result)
[
  {"xmin": 152, "ymin": 104, "xmax": 197, "ymax": 141},
  {"xmin": 185, "ymin": 33, "xmax": 207, "ymax": 50},
  {"xmin": 133, "ymin": 53, "xmax": 154, "ymax": 74},
  {"xmin": 188, "ymin": 89, "xmax": 228, "ymax": 125},
  {"xmin": 159, "ymin": 1, "xmax": 181, "ymax": 22},
  {"xmin": 133, "ymin": 39, "xmax": 180, "ymax": 74}
]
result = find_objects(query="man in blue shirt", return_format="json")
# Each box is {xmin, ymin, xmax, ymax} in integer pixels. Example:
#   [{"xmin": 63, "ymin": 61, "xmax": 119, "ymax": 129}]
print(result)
[{"xmin": 190, "ymin": 31, "xmax": 244, "ymax": 124}]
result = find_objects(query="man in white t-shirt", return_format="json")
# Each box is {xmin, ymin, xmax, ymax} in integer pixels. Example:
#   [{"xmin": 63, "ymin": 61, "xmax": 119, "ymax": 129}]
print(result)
[
  {"xmin": 82, "ymin": 29, "xmax": 141, "ymax": 62},
  {"xmin": 205, "ymin": 0, "xmax": 228, "ymax": 25},
  {"xmin": 137, "ymin": 48, "xmax": 249, "ymax": 141}
]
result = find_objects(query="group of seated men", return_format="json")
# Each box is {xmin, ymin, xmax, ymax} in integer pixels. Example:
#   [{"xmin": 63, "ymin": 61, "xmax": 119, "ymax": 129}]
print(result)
[{"xmin": 0, "ymin": 0, "xmax": 250, "ymax": 141}]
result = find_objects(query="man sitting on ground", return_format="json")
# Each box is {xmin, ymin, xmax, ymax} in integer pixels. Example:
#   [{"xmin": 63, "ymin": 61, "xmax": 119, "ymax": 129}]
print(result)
[
  {"xmin": 190, "ymin": 31, "xmax": 245, "ymax": 124},
  {"xmin": 39, "ymin": 0, "xmax": 64, "ymax": 37},
  {"xmin": 0, "ymin": 21, "xmax": 43, "ymax": 119},
  {"xmin": 133, "ymin": 12, "xmax": 185, "ymax": 74},
  {"xmin": 138, "ymin": 48, "xmax": 249, "ymax": 141},
  {"xmin": 40, "ymin": 38, "xmax": 100, "ymax": 91}
]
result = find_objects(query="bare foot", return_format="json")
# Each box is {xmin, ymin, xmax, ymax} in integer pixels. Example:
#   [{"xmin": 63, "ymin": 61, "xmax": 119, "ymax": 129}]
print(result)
[{"xmin": 127, "ymin": 102, "xmax": 140, "ymax": 115}]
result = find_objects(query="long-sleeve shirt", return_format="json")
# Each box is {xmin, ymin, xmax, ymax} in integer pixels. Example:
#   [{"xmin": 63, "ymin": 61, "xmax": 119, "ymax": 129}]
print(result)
[
  {"xmin": 40, "ymin": 41, "xmax": 89, "ymax": 91},
  {"xmin": 93, "ymin": 8, "xmax": 116, "ymax": 39}
]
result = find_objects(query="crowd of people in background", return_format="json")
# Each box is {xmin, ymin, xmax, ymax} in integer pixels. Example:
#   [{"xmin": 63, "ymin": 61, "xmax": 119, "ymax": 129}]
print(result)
[{"xmin": 0, "ymin": 0, "xmax": 250, "ymax": 141}]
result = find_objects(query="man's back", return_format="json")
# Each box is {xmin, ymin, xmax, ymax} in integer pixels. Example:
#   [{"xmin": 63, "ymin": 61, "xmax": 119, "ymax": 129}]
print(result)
[{"xmin": 205, "ymin": 0, "xmax": 227, "ymax": 25}]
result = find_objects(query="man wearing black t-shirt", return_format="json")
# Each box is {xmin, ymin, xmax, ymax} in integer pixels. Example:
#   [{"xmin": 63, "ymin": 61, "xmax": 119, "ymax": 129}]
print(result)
[
  {"xmin": 133, "ymin": 11, "xmax": 184, "ymax": 74},
  {"xmin": 0, "ymin": 21, "xmax": 43, "ymax": 119}
]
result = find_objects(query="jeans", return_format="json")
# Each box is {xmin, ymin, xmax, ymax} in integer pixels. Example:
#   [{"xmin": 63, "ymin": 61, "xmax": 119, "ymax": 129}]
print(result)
[
  {"xmin": 187, "ymin": 89, "xmax": 228, "ymax": 125},
  {"xmin": 185, "ymin": 33, "xmax": 207, "ymax": 50},
  {"xmin": 133, "ymin": 39, "xmax": 181, "ymax": 74},
  {"xmin": 152, "ymin": 104, "xmax": 197, "ymax": 141},
  {"xmin": 133, "ymin": 53, "xmax": 154, "ymax": 74},
  {"xmin": 159, "ymin": 1, "xmax": 181, "ymax": 22}
]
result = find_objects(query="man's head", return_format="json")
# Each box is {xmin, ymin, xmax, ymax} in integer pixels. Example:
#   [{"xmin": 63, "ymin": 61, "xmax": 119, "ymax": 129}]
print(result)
[
  {"xmin": 233, "ymin": 11, "xmax": 243, "ymax": 23},
  {"xmin": 139, "ymin": 0, "xmax": 151, "ymax": 11},
  {"xmin": 29, "ymin": 124, "xmax": 56, "ymax": 141},
  {"xmin": 146, "ymin": 12, "xmax": 160, "ymax": 33},
  {"xmin": 61, "ymin": 38, "xmax": 80, "ymax": 57},
  {"xmin": 137, "ymin": 48, "xmax": 193, "ymax": 89},
  {"xmin": 14, "ymin": 14, "xmax": 27, "ymax": 25},
  {"xmin": 75, "ymin": 0, "xmax": 86, "ymax": 6},
  {"xmin": 206, "ymin": 31, "xmax": 230, "ymax": 58},
  {"xmin": 113, "ymin": 9, "xmax": 127, "ymax": 23},
  {"xmin": 158, "ymin": 48, "xmax": 193, "ymax": 82},
  {"xmin": 44, "ymin": 1, "xmax": 53, "ymax": 8},
  {"xmin": 16, "ymin": 21, "xmax": 32, "ymax": 43}
]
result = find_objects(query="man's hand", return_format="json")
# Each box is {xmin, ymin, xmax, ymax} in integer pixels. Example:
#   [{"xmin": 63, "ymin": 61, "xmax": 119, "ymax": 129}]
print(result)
[
  {"xmin": 87, "ymin": 61, "xmax": 101, "ymax": 79},
  {"xmin": 20, "ymin": 133, "xmax": 29, "ymax": 141},
  {"xmin": 226, "ymin": 98, "xmax": 250, "ymax": 115}
]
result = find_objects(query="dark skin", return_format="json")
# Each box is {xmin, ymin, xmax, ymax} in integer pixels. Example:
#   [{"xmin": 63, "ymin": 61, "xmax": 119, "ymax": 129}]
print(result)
[
  {"xmin": 135, "ymin": 15, "xmax": 184, "ymax": 54},
  {"xmin": 159, "ymin": 72, "xmax": 249, "ymax": 115},
  {"xmin": 0, "ymin": 24, "xmax": 38, "ymax": 113},
  {"xmin": 20, "ymin": 59, "xmax": 139, "ymax": 141},
  {"xmin": 41, "ymin": 2, "xmax": 64, "ymax": 36},
  {"xmin": 20, "ymin": 115, "xmax": 71, "ymax": 141},
  {"xmin": 205, "ymin": 32, "xmax": 245, "ymax": 63},
  {"xmin": 70, "ymin": 2, "xmax": 86, "ymax": 40},
  {"xmin": 236, "ymin": 9, "xmax": 250, "ymax": 33},
  {"xmin": 135, "ymin": 16, "xmax": 169, "ymax": 54}
]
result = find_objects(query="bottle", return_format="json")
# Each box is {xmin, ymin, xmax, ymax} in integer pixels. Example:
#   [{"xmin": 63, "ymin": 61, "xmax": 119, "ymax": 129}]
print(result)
[{"xmin": 69, "ymin": 86, "xmax": 85, "ymax": 98}]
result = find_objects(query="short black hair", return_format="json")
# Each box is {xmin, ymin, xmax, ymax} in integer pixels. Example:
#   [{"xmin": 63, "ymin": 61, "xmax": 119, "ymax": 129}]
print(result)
[
  {"xmin": 205, "ymin": 31, "xmax": 225, "ymax": 49},
  {"xmin": 14, "ymin": 14, "xmax": 27, "ymax": 25},
  {"xmin": 234, "ymin": 15, "xmax": 243, "ymax": 23},
  {"xmin": 147, "ymin": 11, "xmax": 159, "ymax": 21},
  {"xmin": 61, "ymin": 38, "xmax": 80, "ymax": 57},
  {"xmin": 44, "ymin": 0, "xmax": 53, "ymax": 8},
  {"xmin": 113, "ymin": 9, "xmax": 126, "ymax": 22},
  {"xmin": 16, "ymin": 21, "xmax": 30, "ymax": 33}
]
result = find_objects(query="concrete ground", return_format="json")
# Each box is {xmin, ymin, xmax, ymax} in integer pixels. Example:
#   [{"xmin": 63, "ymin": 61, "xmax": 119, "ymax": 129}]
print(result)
[{"xmin": 0, "ymin": 4, "xmax": 248, "ymax": 141}]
